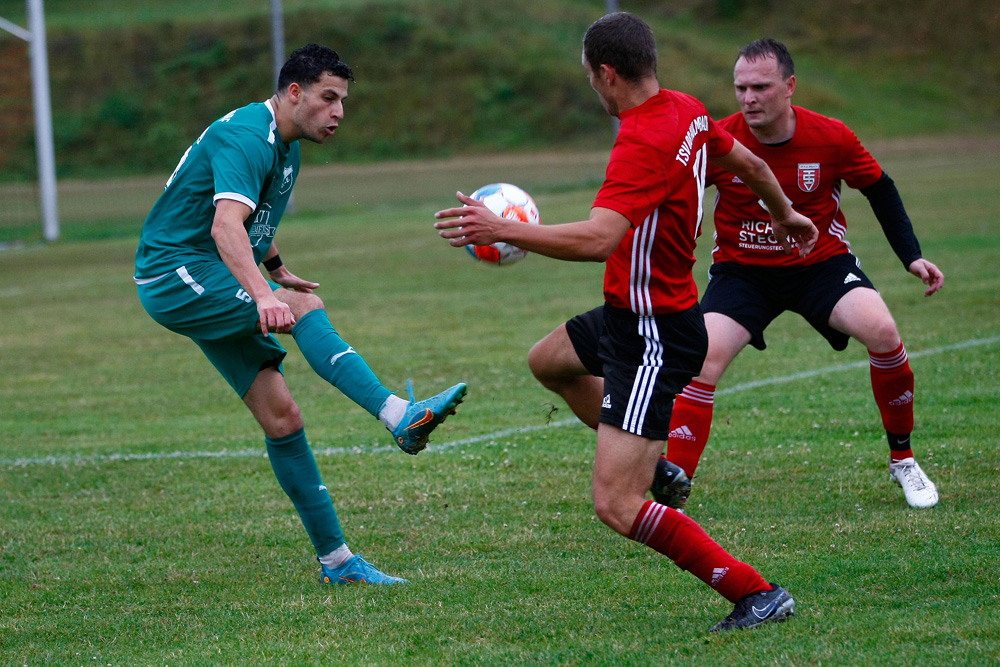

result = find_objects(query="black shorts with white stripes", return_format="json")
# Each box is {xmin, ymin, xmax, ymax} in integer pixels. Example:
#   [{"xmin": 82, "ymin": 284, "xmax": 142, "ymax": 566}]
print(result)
[
  {"xmin": 566, "ymin": 304, "xmax": 707, "ymax": 440},
  {"xmin": 701, "ymin": 254, "xmax": 877, "ymax": 352}
]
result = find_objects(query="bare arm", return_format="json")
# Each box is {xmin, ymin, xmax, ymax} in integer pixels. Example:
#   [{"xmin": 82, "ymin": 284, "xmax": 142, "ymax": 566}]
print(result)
[
  {"xmin": 434, "ymin": 191, "xmax": 630, "ymax": 262},
  {"xmin": 211, "ymin": 199, "xmax": 294, "ymax": 336},
  {"xmin": 711, "ymin": 139, "xmax": 819, "ymax": 257}
]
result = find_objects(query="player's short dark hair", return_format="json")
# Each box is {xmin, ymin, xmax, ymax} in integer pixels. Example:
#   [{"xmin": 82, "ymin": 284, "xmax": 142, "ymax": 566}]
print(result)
[
  {"xmin": 738, "ymin": 38, "xmax": 795, "ymax": 79},
  {"xmin": 277, "ymin": 43, "xmax": 354, "ymax": 93},
  {"xmin": 583, "ymin": 12, "xmax": 657, "ymax": 82}
]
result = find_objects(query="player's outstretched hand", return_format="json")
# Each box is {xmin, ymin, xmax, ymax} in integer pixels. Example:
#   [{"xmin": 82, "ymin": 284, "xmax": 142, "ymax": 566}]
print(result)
[
  {"xmin": 771, "ymin": 210, "xmax": 818, "ymax": 258},
  {"xmin": 434, "ymin": 192, "xmax": 505, "ymax": 247},
  {"xmin": 268, "ymin": 265, "xmax": 319, "ymax": 294},
  {"xmin": 908, "ymin": 258, "xmax": 945, "ymax": 296}
]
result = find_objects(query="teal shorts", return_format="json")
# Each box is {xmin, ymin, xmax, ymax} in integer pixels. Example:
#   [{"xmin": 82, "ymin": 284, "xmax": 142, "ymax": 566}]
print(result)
[{"xmin": 136, "ymin": 260, "xmax": 286, "ymax": 397}]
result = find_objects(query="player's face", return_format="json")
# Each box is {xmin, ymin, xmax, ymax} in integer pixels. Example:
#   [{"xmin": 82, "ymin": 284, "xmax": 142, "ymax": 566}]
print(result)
[
  {"xmin": 733, "ymin": 55, "xmax": 794, "ymax": 131},
  {"xmin": 583, "ymin": 53, "xmax": 617, "ymax": 116},
  {"xmin": 292, "ymin": 73, "xmax": 349, "ymax": 144}
]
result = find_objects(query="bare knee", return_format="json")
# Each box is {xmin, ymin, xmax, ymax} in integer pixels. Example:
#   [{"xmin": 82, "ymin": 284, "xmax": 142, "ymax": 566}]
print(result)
[
  {"xmin": 867, "ymin": 319, "xmax": 902, "ymax": 353},
  {"xmin": 302, "ymin": 293, "xmax": 324, "ymax": 312},
  {"xmin": 849, "ymin": 313, "xmax": 901, "ymax": 353},
  {"xmin": 267, "ymin": 400, "xmax": 304, "ymax": 437},
  {"xmin": 592, "ymin": 493, "xmax": 617, "ymax": 529},
  {"xmin": 275, "ymin": 288, "xmax": 325, "ymax": 319},
  {"xmin": 830, "ymin": 289, "xmax": 901, "ymax": 353},
  {"xmin": 527, "ymin": 339, "xmax": 555, "ymax": 383},
  {"xmin": 591, "ymin": 485, "xmax": 634, "ymax": 536},
  {"xmin": 244, "ymin": 368, "xmax": 305, "ymax": 437},
  {"xmin": 528, "ymin": 325, "xmax": 583, "ymax": 388}
]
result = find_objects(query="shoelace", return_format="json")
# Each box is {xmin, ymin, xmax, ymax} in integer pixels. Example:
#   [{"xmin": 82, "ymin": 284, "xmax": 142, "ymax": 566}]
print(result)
[{"xmin": 898, "ymin": 464, "xmax": 928, "ymax": 491}]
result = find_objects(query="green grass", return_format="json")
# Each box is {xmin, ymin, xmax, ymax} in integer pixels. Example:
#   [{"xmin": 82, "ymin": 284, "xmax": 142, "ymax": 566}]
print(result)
[{"xmin": 2, "ymin": 141, "xmax": 999, "ymax": 664}]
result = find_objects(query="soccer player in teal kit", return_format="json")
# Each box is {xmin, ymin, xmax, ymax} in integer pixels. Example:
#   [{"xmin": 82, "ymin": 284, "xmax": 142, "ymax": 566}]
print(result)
[{"xmin": 135, "ymin": 44, "xmax": 466, "ymax": 585}]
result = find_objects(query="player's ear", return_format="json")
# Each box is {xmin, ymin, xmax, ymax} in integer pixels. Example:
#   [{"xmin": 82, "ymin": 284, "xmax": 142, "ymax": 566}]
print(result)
[
  {"xmin": 786, "ymin": 74, "xmax": 796, "ymax": 97},
  {"xmin": 600, "ymin": 63, "xmax": 616, "ymax": 86},
  {"xmin": 286, "ymin": 82, "xmax": 303, "ymax": 102}
]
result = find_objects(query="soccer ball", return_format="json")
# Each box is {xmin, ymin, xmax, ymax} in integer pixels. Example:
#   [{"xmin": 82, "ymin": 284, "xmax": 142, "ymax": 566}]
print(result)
[{"xmin": 465, "ymin": 183, "xmax": 540, "ymax": 266}]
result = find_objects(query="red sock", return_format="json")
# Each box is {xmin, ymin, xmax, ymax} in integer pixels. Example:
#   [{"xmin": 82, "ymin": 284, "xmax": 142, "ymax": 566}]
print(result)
[
  {"xmin": 629, "ymin": 500, "xmax": 769, "ymax": 603},
  {"xmin": 869, "ymin": 343, "xmax": 915, "ymax": 461},
  {"xmin": 665, "ymin": 381, "xmax": 715, "ymax": 478}
]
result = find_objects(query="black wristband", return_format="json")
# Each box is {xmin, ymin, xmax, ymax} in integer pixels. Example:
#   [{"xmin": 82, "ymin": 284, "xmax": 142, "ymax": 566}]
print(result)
[{"xmin": 263, "ymin": 255, "xmax": 283, "ymax": 272}]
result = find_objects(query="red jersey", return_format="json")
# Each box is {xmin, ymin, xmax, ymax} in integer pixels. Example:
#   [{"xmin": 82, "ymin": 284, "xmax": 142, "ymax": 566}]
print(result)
[
  {"xmin": 709, "ymin": 106, "xmax": 883, "ymax": 267},
  {"xmin": 594, "ymin": 89, "xmax": 735, "ymax": 315}
]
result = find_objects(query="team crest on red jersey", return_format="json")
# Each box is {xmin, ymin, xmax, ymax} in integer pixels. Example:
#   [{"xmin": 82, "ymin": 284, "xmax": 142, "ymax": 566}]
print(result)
[{"xmin": 798, "ymin": 163, "xmax": 820, "ymax": 192}]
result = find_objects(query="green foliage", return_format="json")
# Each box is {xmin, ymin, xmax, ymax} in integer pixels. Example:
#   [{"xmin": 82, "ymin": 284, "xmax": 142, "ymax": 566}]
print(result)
[
  {"xmin": 1, "ymin": 141, "xmax": 999, "ymax": 663},
  {"xmin": 0, "ymin": 0, "xmax": 996, "ymax": 181}
]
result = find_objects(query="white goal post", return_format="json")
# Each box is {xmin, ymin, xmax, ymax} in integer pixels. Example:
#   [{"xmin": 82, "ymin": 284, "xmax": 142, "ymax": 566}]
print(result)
[
  {"xmin": 0, "ymin": 1, "xmax": 293, "ymax": 243},
  {"xmin": 0, "ymin": 0, "xmax": 58, "ymax": 242}
]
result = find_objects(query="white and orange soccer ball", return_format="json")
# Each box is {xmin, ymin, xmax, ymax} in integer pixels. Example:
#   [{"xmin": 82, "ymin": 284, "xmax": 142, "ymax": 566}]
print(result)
[{"xmin": 465, "ymin": 183, "xmax": 540, "ymax": 266}]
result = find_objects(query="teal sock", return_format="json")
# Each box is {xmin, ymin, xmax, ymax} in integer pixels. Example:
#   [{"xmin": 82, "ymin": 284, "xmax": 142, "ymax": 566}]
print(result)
[
  {"xmin": 265, "ymin": 428, "xmax": 344, "ymax": 557},
  {"xmin": 291, "ymin": 309, "xmax": 392, "ymax": 418}
]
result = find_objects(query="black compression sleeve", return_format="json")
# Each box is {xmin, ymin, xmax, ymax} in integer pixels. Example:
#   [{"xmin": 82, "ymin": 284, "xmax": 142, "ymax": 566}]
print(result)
[{"xmin": 860, "ymin": 172, "xmax": 922, "ymax": 269}]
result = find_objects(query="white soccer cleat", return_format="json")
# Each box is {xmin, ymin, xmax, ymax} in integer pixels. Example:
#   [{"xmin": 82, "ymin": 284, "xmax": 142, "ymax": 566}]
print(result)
[{"xmin": 889, "ymin": 457, "xmax": 939, "ymax": 508}]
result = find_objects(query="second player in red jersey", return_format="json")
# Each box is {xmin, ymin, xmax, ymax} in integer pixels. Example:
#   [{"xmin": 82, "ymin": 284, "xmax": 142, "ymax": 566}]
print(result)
[
  {"xmin": 709, "ymin": 106, "xmax": 882, "ymax": 267},
  {"xmin": 660, "ymin": 38, "xmax": 944, "ymax": 510}
]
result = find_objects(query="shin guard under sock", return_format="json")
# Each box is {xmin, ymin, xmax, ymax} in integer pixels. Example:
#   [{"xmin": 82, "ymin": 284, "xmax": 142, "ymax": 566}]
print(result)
[
  {"xmin": 291, "ymin": 309, "xmax": 392, "ymax": 417},
  {"xmin": 629, "ymin": 500, "xmax": 769, "ymax": 602},
  {"xmin": 665, "ymin": 381, "xmax": 715, "ymax": 478},
  {"xmin": 869, "ymin": 343, "xmax": 915, "ymax": 460},
  {"xmin": 266, "ymin": 428, "xmax": 344, "ymax": 557}
]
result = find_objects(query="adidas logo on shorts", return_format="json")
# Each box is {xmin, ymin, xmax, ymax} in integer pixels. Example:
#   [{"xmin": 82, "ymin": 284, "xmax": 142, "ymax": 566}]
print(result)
[{"xmin": 844, "ymin": 272, "xmax": 862, "ymax": 285}]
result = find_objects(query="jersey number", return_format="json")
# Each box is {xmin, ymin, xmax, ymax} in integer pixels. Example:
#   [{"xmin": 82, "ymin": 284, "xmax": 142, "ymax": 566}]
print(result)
[{"xmin": 692, "ymin": 145, "xmax": 707, "ymax": 240}]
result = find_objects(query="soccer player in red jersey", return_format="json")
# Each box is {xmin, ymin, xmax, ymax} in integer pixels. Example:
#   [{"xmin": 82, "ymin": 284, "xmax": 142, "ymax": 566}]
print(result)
[
  {"xmin": 657, "ymin": 38, "xmax": 944, "ymax": 509},
  {"xmin": 435, "ymin": 13, "xmax": 817, "ymax": 632}
]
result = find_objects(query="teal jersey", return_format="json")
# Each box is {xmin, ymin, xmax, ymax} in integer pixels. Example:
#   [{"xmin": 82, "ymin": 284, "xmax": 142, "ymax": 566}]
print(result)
[{"xmin": 135, "ymin": 100, "xmax": 301, "ymax": 279}]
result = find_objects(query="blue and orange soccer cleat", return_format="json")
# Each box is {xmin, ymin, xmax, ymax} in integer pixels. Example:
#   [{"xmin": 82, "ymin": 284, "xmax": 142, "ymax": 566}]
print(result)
[
  {"xmin": 389, "ymin": 380, "xmax": 467, "ymax": 455},
  {"xmin": 320, "ymin": 555, "xmax": 408, "ymax": 585}
]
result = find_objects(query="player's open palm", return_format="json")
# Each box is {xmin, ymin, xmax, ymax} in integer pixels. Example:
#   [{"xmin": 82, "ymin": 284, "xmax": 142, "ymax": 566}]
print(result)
[{"xmin": 434, "ymin": 192, "xmax": 505, "ymax": 247}]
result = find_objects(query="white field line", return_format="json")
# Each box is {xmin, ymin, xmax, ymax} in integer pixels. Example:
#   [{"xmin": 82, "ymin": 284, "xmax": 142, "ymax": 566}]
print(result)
[
  {"xmin": 5, "ymin": 335, "xmax": 998, "ymax": 468},
  {"xmin": 717, "ymin": 334, "xmax": 1000, "ymax": 395}
]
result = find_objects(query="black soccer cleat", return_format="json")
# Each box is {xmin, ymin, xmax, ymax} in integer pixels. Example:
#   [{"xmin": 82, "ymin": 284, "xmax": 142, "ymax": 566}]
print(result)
[
  {"xmin": 649, "ymin": 456, "xmax": 692, "ymax": 510},
  {"xmin": 710, "ymin": 583, "xmax": 795, "ymax": 633}
]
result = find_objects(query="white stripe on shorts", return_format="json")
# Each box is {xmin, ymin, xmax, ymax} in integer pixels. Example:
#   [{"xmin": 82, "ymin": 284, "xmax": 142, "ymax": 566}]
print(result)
[
  {"xmin": 133, "ymin": 272, "xmax": 169, "ymax": 286},
  {"xmin": 176, "ymin": 266, "xmax": 205, "ymax": 295},
  {"xmin": 623, "ymin": 314, "xmax": 663, "ymax": 436}
]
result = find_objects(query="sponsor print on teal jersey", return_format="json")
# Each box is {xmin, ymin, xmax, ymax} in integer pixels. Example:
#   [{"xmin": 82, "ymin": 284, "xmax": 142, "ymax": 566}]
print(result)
[{"xmin": 135, "ymin": 100, "xmax": 301, "ymax": 278}]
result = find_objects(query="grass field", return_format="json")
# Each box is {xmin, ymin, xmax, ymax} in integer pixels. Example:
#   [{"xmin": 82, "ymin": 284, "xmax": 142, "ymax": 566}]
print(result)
[{"xmin": 2, "ymin": 139, "xmax": 999, "ymax": 665}]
